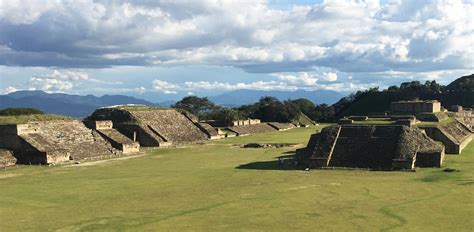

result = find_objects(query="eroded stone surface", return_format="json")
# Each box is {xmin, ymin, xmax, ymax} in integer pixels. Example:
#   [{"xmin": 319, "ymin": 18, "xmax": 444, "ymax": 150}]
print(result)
[
  {"xmin": 297, "ymin": 125, "xmax": 445, "ymax": 170},
  {"xmin": 0, "ymin": 149, "xmax": 16, "ymax": 167}
]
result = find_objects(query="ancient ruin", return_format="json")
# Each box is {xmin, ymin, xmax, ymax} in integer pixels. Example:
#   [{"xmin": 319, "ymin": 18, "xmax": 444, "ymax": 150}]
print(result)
[
  {"xmin": 88, "ymin": 107, "xmax": 208, "ymax": 147},
  {"xmin": 391, "ymin": 100, "xmax": 441, "ymax": 114},
  {"xmin": 267, "ymin": 122, "xmax": 295, "ymax": 131},
  {"xmin": 0, "ymin": 120, "xmax": 122, "ymax": 165},
  {"xmin": 195, "ymin": 122, "xmax": 226, "ymax": 140},
  {"xmin": 86, "ymin": 120, "xmax": 140, "ymax": 154},
  {"xmin": 420, "ymin": 120, "xmax": 473, "ymax": 154},
  {"xmin": 296, "ymin": 125, "xmax": 445, "ymax": 170},
  {"xmin": 0, "ymin": 149, "xmax": 16, "ymax": 168},
  {"xmin": 226, "ymin": 123, "xmax": 278, "ymax": 136},
  {"xmin": 231, "ymin": 119, "xmax": 261, "ymax": 126}
]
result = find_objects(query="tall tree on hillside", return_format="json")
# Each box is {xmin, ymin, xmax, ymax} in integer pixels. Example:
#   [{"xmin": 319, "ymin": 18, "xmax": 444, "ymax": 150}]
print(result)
[{"xmin": 172, "ymin": 96, "xmax": 218, "ymax": 118}]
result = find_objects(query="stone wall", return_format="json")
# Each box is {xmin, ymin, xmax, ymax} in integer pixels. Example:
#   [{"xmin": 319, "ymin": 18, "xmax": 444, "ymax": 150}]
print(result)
[
  {"xmin": 267, "ymin": 122, "xmax": 295, "ymax": 131},
  {"xmin": 195, "ymin": 122, "xmax": 225, "ymax": 140},
  {"xmin": 421, "ymin": 120, "xmax": 473, "ymax": 154},
  {"xmin": 298, "ymin": 125, "xmax": 444, "ymax": 170},
  {"xmin": 416, "ymin": 112, "xmax": 448, "ymax": 122},
  {"xmin": 391, "ymin": 100, "xmax": 441, "ymax": 114},
  {"xmin": 0, "ymin": 149, "xmax": 16, "ymax": 167},
  {"xmin": 231, "ymin": 119, "xmax": 261, "ymax": 126},
  {"xmin": 90, "ymin": 120, "xmax": 113, "ymax": 130},
  {"xmin": 348, "ymin": 116, "xmax": 368, "ymax": 121},
  {"xmin": 96, "ymin": 127, "xmax": 140, "ymax": 154}
]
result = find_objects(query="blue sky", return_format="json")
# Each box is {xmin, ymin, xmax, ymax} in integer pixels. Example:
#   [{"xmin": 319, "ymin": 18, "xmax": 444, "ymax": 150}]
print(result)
[{"xmin": 0, "ymin": 0, "xmax": 472, "ymax": 102}]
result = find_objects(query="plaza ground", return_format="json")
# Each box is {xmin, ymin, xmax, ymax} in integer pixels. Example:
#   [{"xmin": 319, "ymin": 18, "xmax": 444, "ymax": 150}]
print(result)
[{"xmin": 0, "ymin": 125, "xmax": 473, "ymax": 231}]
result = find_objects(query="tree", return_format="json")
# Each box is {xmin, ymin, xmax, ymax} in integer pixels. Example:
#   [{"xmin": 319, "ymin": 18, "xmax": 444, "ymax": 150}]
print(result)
[
  {"xmin": 172, "ymin": 96, "xmax": 218, "ymax": 119},
  {"xmin": 210, "ymin": 108, "xmax": 243, "ymax": 125}
]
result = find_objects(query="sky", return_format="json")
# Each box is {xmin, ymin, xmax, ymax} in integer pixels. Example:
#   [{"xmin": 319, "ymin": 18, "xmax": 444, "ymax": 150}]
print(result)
[{"xmin": 0, "ymin": 0, "xmax": 473, "ymax": 102}]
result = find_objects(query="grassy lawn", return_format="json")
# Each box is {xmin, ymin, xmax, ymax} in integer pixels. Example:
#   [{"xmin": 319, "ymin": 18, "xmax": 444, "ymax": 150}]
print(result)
[
  {"xmin": 0, "ymin": 125, "xmax": 473, "ymax": 231},
  {"xmin": 0, "ymin": 114, "xmax": 71, "ymax": 125}
]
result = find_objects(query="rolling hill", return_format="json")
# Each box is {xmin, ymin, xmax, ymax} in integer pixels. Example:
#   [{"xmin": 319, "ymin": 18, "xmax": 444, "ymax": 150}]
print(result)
[{"xmin": 0, "ymin": 91, "xmax": 155, "ymax": 118}]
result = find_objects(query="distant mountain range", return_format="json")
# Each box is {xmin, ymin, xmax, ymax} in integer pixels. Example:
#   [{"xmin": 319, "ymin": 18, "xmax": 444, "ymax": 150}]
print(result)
[
  {"xmin": 209, "ymin": 89, "xmax": 343, "ymax": 106},
  {"xmin": 0, "ymin": 89, "xmax": 344, "ymax": 118},
  {"xmin": 0, "ymin": 91, "xmax": 156, "ymax": 118}
]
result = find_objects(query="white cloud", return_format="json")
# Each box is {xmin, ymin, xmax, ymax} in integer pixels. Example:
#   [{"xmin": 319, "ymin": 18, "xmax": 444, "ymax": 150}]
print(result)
[
  {"xmin": 273, "ymin": 72, "xmax": 318, "ymax": 86},
  {"xmin": 150, "ymin": 69, "xmax": 377, "ymax": 93},
  {"xmin": 152, "ymin": 80, "xmax": 179, "ymax": 94},
  {"xmin": 4, "ymin": 86, "xmax": 17, "ymax": 94},
  {"xmin": 322, "ymin": 72, "xmax": 338, "ymax": 82},
  {"xmin": 28, "ymin": 69, "xmax": 90, "ymax": 91},
  {"xmin": 0, "ymin": 0, "xmax": 471, "ymax": 76},
  {"xmin": 30, "ymin": 77, "xmax": 73, "ymax": 91}
]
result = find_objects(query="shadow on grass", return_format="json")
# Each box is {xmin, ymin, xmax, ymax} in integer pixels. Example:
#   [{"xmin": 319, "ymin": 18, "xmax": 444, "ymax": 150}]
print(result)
[{"xmin": 235, "ymin": 153, "xmax": 299, "ymax": 171}]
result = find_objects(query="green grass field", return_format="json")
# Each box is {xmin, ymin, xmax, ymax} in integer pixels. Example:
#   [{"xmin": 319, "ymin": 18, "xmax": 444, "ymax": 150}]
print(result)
[
  {"xmin": 1, "ymin": 125, "xmax": 473, "ymax": 231},
  {"xmin": 0, "ymin": 114, "xmax": 71, "ymax": 125}
]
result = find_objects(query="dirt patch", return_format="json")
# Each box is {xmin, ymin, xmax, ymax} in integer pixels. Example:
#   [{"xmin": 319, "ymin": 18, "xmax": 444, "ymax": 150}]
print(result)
[
  {"xmin": 0, "ymin": 173, "xmax": 20, "ymax": 179},
  {"xmin": 65, "ymin": 154, "xmax": 146, "ymax": 167}
]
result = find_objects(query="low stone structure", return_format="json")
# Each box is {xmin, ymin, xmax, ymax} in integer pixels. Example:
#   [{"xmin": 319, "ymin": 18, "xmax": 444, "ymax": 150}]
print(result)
[
  {"xmin": 267, "ymin": 122, "xmax": 295, "ymax": 131},
  {"xmin": 391, "ymin": 100, "xmax": 441, "ymax": 114},
  {"xmin": 451, "ymin": 105, "xmax": 463, "ymax": 112},
  {"xmin": 420, "ymin": 120, "xmax": 473, "ymax": 154},
  {"xmin": 0, "ymin": 120, "xmax": 120, "ymax": 165},
  {"xmin": 416, "ymin": 112, "xmax": 448, "ymax": 122},
  {"xmin": 338, "ymin": 119, "xmax": 354, "ymax": 125},
  {"xmin": 231, "ymin": 119, "xmax": 261, "ymax": 126},
  {"xmin": 226, "ymin": 123, "xmax": 278, "ymax": 136},
  {"xmin": 195, "ymin": 122, "xmax": 225, "ymax": 140},
  {"xmin": 0, "ymin": 149, "xmax": 16, "ymax": 167},
  {"xmin": 88, "ymin": 107, "xmax": 208, "ymax": 147},
  {"xmin": 296, "ymin": 125, "xmax": 445, "ymax": 170},
  {"xmin": 393, "ymin": 118, "xmax": 416, "ymax": 127},
  {"xmin": 348, "ymin": 116, "xmax": 368, "ymax": 121},
  {"xmin": 87, "ymin": 120, "xmax": 140, "ymax": 154}
]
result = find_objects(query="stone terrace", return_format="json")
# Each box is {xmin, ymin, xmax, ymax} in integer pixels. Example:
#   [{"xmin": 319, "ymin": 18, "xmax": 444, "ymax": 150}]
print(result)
[
  {"xmin": 226, "ymin": 123, "xmax": 278, "ymax": 136},
  {"xmin": 297, "ymin": 125, "xmax": 445, "ymax": 170},
  {"xmin": 129, "ymin": 110, "xmax": 208, "ymax": 144},
  {"xmin": 0, "ymin": 120, "xmax": 118, "ymax": 164},
  {"xmin": 420, "ymin": 120, "xmax": 473, "ymax": 154},
  {"xmin": 23, "ymin": 120, "xmax": 117, "ymax": 162},
  {"xmin": 267, "ymin": 122, "xmax": 296, "ymax": 131}
]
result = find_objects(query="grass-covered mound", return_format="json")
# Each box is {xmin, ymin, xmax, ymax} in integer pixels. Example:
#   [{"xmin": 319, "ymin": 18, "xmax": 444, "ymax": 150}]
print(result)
[
  {"xmin": 0, "ymin": 125, "xmax": 473, "ymax": 231},
  {"xmin": 0, "ymin": 108, "xmax": 44, "ymax": 116},
  {"xmin": 0, "ymin": 114, "xmax": 71, "ymax": 125}
]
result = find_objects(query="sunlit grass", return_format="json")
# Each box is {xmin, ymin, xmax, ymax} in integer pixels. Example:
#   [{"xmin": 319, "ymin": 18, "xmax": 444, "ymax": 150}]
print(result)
[{"xmin": 0, "ymin": 125, "xmax": 472, "ymax": 231}]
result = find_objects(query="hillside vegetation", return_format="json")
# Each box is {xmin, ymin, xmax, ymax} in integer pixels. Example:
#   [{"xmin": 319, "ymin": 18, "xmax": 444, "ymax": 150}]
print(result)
[{"xmin": 333, "ymin": 74, "xmax": 474, "ymax": 118}]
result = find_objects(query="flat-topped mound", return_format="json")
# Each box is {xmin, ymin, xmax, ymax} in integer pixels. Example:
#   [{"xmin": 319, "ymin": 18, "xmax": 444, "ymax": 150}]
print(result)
[
  {"xmin": 226, "ymin": 123, "xmax": 278, "ymax": 136},
  {"xmin": 297, "ymin": 125, "xmax": 444, "ymax": 170},
  {"xmin": 88, "ymin": 107, "xmax": 208, "ymax": 146},
  {"xmin": 0, "ymin": 114, "xmax": 70, "ymax": 125},
  {"xmin": 0, "ymin": 120, "xmax": 117, "ymax": 164}
]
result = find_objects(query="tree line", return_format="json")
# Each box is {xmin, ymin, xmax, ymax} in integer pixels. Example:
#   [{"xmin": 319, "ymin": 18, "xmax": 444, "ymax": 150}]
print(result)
[{"xmin": 172, "ymin": 96, "xmax": 335, "ymax": 125}]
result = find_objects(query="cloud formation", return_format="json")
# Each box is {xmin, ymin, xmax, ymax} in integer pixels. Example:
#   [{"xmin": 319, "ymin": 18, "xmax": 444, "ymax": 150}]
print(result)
[
  {"xmin": 151, "ymin": 71, "xmax": 376, "ymax": 93},
  {"xmin": 0, "ymin": 0, "xmax": 472, "ymax": 76}
]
